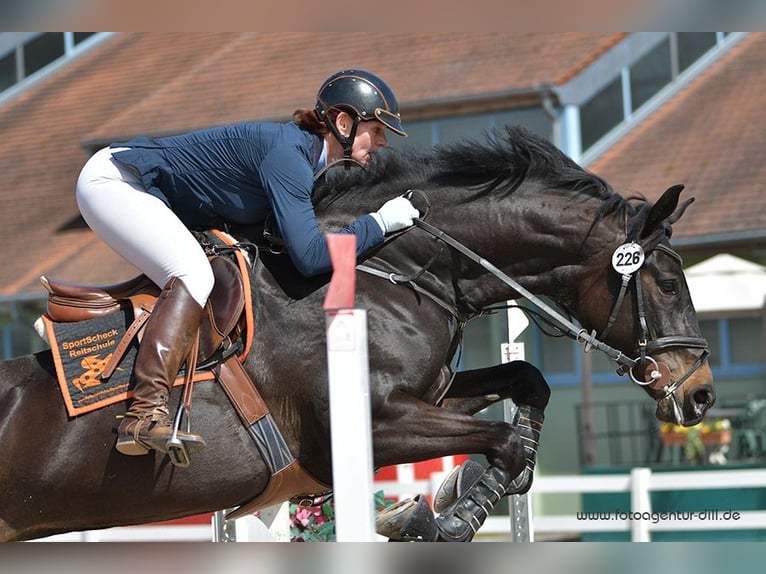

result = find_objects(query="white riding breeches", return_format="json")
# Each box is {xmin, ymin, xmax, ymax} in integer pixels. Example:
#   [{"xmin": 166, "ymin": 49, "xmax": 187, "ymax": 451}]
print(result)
[{"xmin": 76, "ymin": 146, "xmax": 215, "ymax": 307}]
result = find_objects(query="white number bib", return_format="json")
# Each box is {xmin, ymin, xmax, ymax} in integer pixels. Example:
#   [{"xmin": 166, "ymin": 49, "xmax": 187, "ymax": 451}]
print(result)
[{"xmin": 611, "ymin": 242, "xmax": 645, "ymax": 275}]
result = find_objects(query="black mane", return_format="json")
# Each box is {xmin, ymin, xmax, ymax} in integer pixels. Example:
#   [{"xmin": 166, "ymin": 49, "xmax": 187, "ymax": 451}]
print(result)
[
  {"xmin": 434, "ymin": 126, "xmax": 613, "ymax": 200},
  {"xmin": 313, "ymin": 125, "xmax": 641, "ymax": 222},
  {"xmin": 312, "ymin": 148, "xmax": 434, "ymax": 210}
]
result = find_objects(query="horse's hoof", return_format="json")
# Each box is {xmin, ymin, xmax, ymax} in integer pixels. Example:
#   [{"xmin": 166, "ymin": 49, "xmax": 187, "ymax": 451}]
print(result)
[
  {"xmin": 375, "ymin": 495, "xmax": 437, "ymax": 542},
  {"xmin": 433, "ymin": 459, "xmax": 485, "ymax": 513},
  {"xmin": 435, "ymin": 466, "xmax": 510, "ymax": 542},
  {"xmin": 506, "ymin": 467, "xmax": 533, "ymax": 495}
]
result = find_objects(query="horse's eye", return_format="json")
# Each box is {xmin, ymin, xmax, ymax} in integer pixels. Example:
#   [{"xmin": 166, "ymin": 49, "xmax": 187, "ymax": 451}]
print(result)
[{"xmin": 659, "ymin": 279, "xmax": 677, "ymax": 295}]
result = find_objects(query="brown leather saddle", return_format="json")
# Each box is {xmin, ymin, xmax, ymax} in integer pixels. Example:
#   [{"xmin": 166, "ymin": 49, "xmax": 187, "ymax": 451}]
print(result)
[{"xmin": 41, "ymin": 255, "xmax": 246, "ymax": 366}]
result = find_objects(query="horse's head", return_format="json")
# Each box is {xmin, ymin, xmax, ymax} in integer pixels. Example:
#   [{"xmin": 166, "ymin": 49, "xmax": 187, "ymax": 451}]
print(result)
[{"xmin": 578, "ymin": 184, "xmax": 715, "ymax": 426}]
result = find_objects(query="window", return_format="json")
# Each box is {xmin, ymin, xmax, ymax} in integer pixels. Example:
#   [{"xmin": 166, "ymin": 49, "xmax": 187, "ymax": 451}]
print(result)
[
  {"xmin": 580, "ymin": 75, "xmax": 623, "ymax": 151},
  {"xmin": 506, "ymin": 312, "xmax": 766, "ymax": 388},
  {"xmin": 530, "ymin": 328, "xmax": 626, "ymax": 387},
  {"xmin": 698, "ymin": 316, "xmax": 764, "ymax": 377},
  {"xmin": 538, "ymin": 332, "xmax": 576, "ymax": 375},
  {"xmin": 730, "ymin": 317, "xmax": 763, "ymax": 364},
  {"xmin": 0, "ymin": 33, "xmax": 108, "ymax": 102},
  {"xmin": 0, "ymin": 299, "xmax": 48, "ymax": 360},
  {"xmin": 23, "ymin": 33, "xmax": 65, "ymax": 77},
  {"xmin": 389, "ymin": 108, "xmax": 552, "ymax": 154},
  {"xmin": 397, "ymin": 122, "xmax": 433, "ymax": 152},
  {"xmin": 591, "ymin": 343, "xmax": 621, "ymax": 374},
  {"xmin": 630, "ymin": 37, "xmax": 672, "ymax": 111},
  {"xmin": 460, "ymin": 312, "xmax": 509, "ymax": 370},
  {"xmin": 701, "ymin": 318, "xmax": 722, "ymax": 368},
  {"xmin": 579, "ymin": 32, "xmax": 733, "ymax": 158},
  {"xmin": 437, "ymin": 116, "xmax": 490, "ymax": 146},
  {"xmin": 1, "ymin": 322, "xmax": 45, "ymax": 359},
  {"xmin": 677, "ymin": 33, "xmax": 717, "ymax": 73},
  {"xmin": 0, "ymin": 50, "xmax": 15, "ymax": 92},
  {"xmin": 73, "ymin": 33, "xmax": 96, "ymax": 45},
  {"xmin": 492, "ymin": 109, "xmax": 553, "ymax": 141}
]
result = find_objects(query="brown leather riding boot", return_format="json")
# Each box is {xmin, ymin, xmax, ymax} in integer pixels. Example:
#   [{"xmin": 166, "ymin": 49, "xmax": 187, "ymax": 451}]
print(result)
[{"xmin": 116, "ymin": 277, "xmax": 206, "ymax": 456}]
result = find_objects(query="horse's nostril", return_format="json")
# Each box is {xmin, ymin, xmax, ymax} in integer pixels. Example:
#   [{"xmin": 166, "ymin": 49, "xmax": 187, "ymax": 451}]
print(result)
[{"xmin": 693, "ymin": 387, "xmax": 715, "ymax": 408}]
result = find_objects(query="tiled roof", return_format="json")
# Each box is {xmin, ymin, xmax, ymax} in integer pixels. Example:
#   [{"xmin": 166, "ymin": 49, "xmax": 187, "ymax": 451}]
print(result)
[
  {"xmin": 0, "ymin": 33, "xmax": 240, "ymax": 296},
  {"xmin": 590, "ymin": 33, "xmax": 766, "ymax": 245}
]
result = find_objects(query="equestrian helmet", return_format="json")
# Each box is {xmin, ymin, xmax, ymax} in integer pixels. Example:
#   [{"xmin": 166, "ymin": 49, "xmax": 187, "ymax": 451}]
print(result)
[{"xmin": 315, "ymin": 69, "xmax": 407, "ymax": 137}]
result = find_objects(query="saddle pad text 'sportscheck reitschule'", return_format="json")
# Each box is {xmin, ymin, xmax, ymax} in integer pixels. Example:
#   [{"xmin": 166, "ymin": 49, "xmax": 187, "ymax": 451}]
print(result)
[{"xmin": 43, "ymin": 310, "xmax": 210, "ymax": 417}]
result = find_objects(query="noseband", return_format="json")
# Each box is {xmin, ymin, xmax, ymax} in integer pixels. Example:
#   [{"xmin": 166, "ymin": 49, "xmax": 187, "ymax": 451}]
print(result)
[
  {"xmin": 594, "ymin": 241, "xmax": 709, "ymax": 403},
  {"xmin": 359, "ymin": 201, "xmax": 709, "ymax": 407}
]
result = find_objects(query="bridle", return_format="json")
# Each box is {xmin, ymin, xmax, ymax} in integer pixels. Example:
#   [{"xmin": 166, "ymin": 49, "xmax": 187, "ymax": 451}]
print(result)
[
  {"xmin": 357, "ymin": 191, "xmax": 709, "ymax": 408},
  {"xmin": 593, "ymin": 239, "xmax": 709, "ymax": 405}
]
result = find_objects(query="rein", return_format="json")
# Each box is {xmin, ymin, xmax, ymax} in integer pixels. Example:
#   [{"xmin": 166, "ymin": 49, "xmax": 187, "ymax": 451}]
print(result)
[
  {"xmin": 410, "ymin": 219, "xmax": 639, "ymax": 371},
  {"xmin": 359, "ymin": 211, "xmax": 709, "ymax": 407}
]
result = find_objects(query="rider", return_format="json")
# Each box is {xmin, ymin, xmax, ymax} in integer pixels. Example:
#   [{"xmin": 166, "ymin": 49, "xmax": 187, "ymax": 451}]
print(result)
[{"xmin": 75, "ymin": 69, "xmax": 419, "ymax": 458}]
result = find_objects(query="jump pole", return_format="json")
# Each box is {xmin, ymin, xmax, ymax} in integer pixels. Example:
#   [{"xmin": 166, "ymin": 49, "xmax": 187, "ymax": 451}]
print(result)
[
  {"xmin": 323, "ymin": 234, "xmax": 377, "ymax": 542},
  {"xmin": 501, "ymin": 305, "xmax": 534, "ymax": 542}
]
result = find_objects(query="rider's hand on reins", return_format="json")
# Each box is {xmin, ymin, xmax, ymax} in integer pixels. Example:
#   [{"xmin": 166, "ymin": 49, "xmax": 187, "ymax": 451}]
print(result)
[{"xmin": 371, "ymin": 196, "xmax": 420, "ymax": 234}]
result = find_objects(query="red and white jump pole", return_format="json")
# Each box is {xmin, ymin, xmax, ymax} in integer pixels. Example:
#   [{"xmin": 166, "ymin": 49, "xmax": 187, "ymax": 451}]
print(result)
[{"xmin": 323, "ymin": 234, "xmax": 377, "ymax": 541}]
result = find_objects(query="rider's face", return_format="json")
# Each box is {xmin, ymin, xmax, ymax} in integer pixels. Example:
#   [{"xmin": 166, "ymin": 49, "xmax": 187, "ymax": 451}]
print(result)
[
  {"xmin": 332, "ymin": 112, "xmax": 388, "ymax": 166},
  {"xmin": 350, "ymin": 120, "xmax": 388, "ymax": 166}
]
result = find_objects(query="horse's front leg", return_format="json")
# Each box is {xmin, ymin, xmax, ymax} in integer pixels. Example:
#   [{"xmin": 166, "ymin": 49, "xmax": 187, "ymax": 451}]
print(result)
[
  {"xmin": 372, "ymin": 389, "xmax": 525, "ymax": 476},
  {"xmin": 443, "ymin": 359, "xmax": 549, "ymax": 490},
  {"xmin": 372, "ymin": 389, "xmax": 528, "ymax": 542},
  {"xmin": 440, "ymin": 360, "xmax": 550, "ymax": 415},
  {"xmin": 436, "ymin": 360, "xmax": 548, "ymax": 491},
  {"xmin": 377, "ymin": 362, "xmax": 549, "ymax": 541}
]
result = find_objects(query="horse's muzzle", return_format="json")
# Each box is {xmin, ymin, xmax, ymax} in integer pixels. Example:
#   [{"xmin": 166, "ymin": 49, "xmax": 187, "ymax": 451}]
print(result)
[{"xmin": 655, "ymin": 381, "xmax": 716, "ymax": 426}]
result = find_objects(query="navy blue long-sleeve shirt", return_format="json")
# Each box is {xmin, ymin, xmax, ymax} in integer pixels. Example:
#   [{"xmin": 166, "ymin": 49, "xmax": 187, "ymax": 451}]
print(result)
[{"xmin": 111, "ymin": 121, "xmax": 384, "ymax": 276}]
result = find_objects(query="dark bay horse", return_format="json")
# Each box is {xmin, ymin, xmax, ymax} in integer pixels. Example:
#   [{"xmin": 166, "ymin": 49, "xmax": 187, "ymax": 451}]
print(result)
[{"xmin": 0, "ymin": 126, "xmax": 714, "ymax": 541}]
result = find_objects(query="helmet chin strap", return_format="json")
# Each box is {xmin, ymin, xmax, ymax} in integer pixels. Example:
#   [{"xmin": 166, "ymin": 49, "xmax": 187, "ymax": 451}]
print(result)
[{"xmin": 324, "ymin": 114, "xmax": 361, "ymax": 170}]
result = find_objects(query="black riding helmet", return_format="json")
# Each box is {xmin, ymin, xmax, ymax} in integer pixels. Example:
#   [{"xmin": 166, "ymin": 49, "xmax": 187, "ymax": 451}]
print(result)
[{"xmin": 315, "ymin": 69, "xmax": 407, "ymax": 163}]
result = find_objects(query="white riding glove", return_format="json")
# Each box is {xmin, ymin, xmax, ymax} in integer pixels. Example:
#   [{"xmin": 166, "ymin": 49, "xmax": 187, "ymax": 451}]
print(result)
[{"xmin": 371, "ymin": 197, "xmax": 420, "ymax": 234}]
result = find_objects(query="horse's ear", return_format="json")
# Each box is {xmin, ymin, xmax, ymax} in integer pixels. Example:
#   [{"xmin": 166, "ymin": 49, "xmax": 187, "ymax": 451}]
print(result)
[
  {"xmin": 668, "ymin": 196, "xmax": 695, "ymax": 225},
  {"xmin": 641, "ymin": 184, "xmax": 684, "ymax": 238}
]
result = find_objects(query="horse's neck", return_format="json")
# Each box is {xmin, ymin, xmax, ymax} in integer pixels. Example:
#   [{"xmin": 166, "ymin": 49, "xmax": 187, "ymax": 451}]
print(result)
[
  {"xmin": 324, "ymin": 181, "xmax": 620, "ymax": 314},
  {"xmin": 418, "ymin": 190, "xmax": 618, "ymax": 313}
]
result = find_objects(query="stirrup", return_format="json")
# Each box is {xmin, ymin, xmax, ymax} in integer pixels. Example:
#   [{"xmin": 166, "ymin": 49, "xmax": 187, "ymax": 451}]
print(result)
[
  {"xmin": 167, "ymin": 435, "xmax": 191, "ymax": 467},
  {"xmin": 167, "ymin": 400, "xmax": 192, "ymax": 467},
  {"xmin": 116, "ymin": 427, "xmax": 205, "ymax": 461},
  {"xmin": 165, "ymin": 374, "xmax": 206, "ymax": 467}
]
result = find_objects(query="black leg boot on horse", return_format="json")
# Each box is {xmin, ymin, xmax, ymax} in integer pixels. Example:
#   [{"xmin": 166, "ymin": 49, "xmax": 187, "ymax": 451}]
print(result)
[
  {"xmin": 116, "ymin": 277, "xmax": 206, "ymax": 458},
  {"xmin": 376, "ymin": 405, "xmax": 545, "ymax": 542},
  {"xmin": 433, "ymin": 405, "xmax": 544, "ymax": 541}
]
